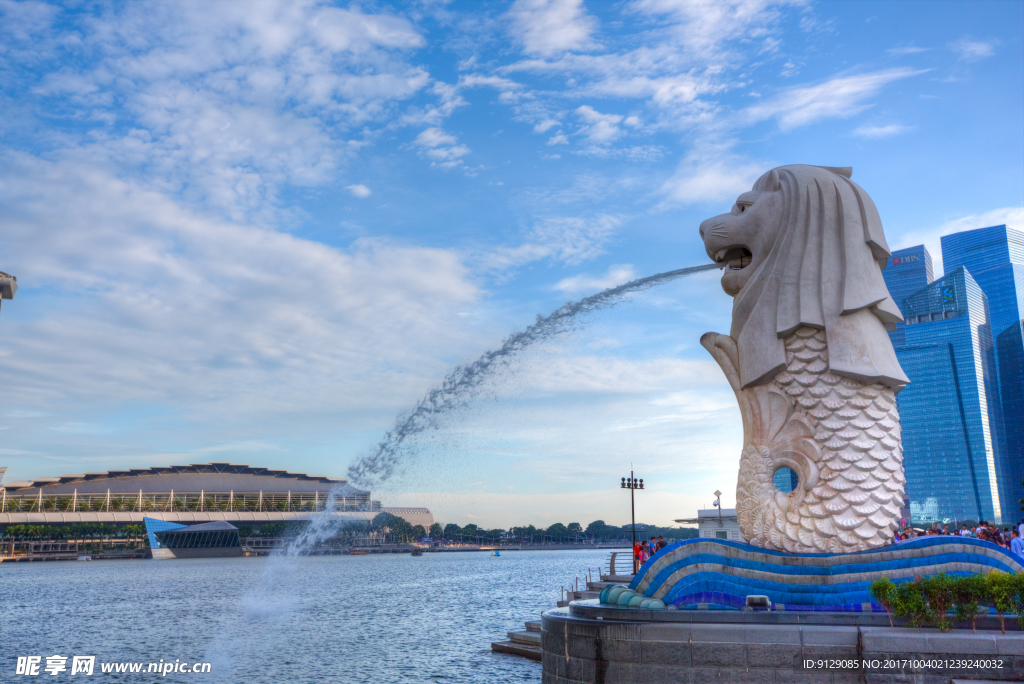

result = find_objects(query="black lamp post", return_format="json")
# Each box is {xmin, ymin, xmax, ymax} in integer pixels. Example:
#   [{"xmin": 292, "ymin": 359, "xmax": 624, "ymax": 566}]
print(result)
[{"xmin": 620, "ymin": 471, "xmax": 644, "ymax": 573}]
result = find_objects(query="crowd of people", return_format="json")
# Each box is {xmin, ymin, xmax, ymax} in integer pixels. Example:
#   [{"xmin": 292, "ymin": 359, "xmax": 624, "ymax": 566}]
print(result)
[
  {"xmin": 632, "ymin": 535, "xmax": 668, "ymax": 568},
  {"xmin": 895, "ymin": 518, "xmax": 1024, "ymax": 558},
  {"xmin": 628, "ymin": 520, "xmax": 1024, "ymax": 573}
]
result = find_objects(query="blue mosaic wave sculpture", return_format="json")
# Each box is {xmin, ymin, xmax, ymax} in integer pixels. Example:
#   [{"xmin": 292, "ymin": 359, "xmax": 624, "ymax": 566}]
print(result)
[{"xmin": 629, "ymin": 537, "xmax": 1024, "ymax": 612}]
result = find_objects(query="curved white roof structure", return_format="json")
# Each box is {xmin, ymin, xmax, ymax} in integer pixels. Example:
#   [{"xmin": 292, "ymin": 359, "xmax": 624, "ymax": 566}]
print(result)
[{"xmin": 1, "ymin": 462, "xmax": 364, "ymax": 496}]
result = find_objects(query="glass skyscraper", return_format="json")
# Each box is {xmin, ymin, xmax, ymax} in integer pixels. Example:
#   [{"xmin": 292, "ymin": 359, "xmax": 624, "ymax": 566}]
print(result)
[
  {"xmin": 941, "ymin": 225, "xmax": 1024, "ymax": 521},
  {"xmin": 880, "ymin": 225, "xmax": 1023, "ymax": 524},
  {"xmin": 883, "ymin": 245, "xmax": 935, "ymax": 347},
  {"xmin": 894, "ymin": 268, "xmax": 1003, "ymax": 523}
]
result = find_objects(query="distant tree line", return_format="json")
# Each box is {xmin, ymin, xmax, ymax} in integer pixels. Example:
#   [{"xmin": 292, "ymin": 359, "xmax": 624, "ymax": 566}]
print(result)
[
  {"xmin": 427, "ymin": 519, "xmax": 698, "ymax": 545},
  {"xmin": 1, "ymin": 517, "xmax": 698, "ymax": 547},
  {"xmin": 1, "ymin": 523, "xmax": 146, "ymax": 539}
]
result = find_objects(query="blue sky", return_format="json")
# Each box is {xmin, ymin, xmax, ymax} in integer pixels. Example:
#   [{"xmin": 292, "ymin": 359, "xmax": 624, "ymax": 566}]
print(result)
[{"xmin": 1, "ymin": 0, "xmax": 1021, "ymax": 528}]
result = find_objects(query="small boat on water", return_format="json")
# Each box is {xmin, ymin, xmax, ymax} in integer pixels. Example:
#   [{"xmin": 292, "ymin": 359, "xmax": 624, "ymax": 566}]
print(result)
[
  {"xmin": 77, "ymin": 556, "xmax": 92, "ymax": 561},
  {"xmin": 491, "ymin": 550, "xmax": 500, "ymax": 556},
  {"xmin": 410, "ymin": 549, "xmax": 424, "ymax": 556}
]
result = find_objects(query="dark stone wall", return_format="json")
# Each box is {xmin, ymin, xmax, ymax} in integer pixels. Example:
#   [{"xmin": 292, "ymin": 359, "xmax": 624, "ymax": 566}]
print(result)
[{"xmin": 541, "ymin": 610, "xmax": 1024, "ymax": 684}]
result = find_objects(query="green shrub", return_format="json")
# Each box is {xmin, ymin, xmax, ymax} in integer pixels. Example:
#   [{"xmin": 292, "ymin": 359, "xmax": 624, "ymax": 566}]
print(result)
[
  {"xmin": 952, "ymin": 574, "xmax": 988, "ymax": 632},
  {"xmin": 869, "ymin": 577, "xmax": 896, "ymax": 628},
  {"xmin": 921, "ymin": 574, "xmax": 956, "ymax": 632},
  {"xmin": 871, "ymin": 572, "xmax": 1023, "ymax": 632},
  {"xmin": 988, "ymin": 571, "xmax": 1024, "ymax": 635},
  {"xmin": 893, "ymin": 578, "xmax": 929, "ymax": 629}
]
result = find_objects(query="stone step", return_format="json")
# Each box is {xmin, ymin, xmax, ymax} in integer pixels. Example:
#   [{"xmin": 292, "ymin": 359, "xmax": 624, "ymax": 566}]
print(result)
[
  {"xmin": 600, "ymin": 574, "xmax": 634, "ymax": 583},
  {"xmin": 490, "ymin": 640, "xmax": 541, "ymax": 661},
  {"xmin": 525, "ymin": 621, "xmax": 540, "ymax": 632},
  {"xmin": 508, "ymin": 629, "xmax": 541, "ymax": 646},
  {"xmin": 588, "ymin": 581, "xmax": 623, "ymax": 590}
]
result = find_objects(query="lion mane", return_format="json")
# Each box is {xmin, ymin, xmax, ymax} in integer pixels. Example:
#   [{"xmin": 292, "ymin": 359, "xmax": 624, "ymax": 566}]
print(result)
[{"xmin": 731, "ymin": 164, "xmax": 909, "ymax": 389}]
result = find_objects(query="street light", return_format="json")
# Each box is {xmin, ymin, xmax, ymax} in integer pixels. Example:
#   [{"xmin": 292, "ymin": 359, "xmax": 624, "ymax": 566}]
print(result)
[
  {"xmin": 620, "ymin": 471, "xmax": 644, "ymax": 574},
  {"xmin": 713, "ymin": 490, "xmax": 723, "ymax": 527}
]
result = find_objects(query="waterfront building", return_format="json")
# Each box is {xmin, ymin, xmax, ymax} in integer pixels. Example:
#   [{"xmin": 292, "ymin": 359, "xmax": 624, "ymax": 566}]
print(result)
[
  {"xmin": 894, "ymin": 268, "xmax": 1003, "ymax": 523},
  {"xmin": 144, "ymin": 518, "xmax": 243, "ymax": 559},
  {"xmin": 0, "ymin": 462, "xmax": 433, "ymax": 529},
  {"xmin": 941, "ymin": 225, "xmax": 1024, "ymax": 516},
  {"xmin": 674, "ymin": 508, "xmax": 742, "ymax": 541}
]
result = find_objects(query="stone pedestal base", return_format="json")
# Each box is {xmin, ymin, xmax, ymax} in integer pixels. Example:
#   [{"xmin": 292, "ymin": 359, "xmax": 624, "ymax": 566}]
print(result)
[{"xmin": 541, "ymin": 602, "xmax": 1023, "ymax": 684}]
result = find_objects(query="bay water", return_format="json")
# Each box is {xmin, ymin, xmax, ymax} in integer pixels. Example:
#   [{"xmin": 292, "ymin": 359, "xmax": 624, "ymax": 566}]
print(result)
[{"xmin": 2, "ymin": 549, "xmax": 611, "ymax": 682}]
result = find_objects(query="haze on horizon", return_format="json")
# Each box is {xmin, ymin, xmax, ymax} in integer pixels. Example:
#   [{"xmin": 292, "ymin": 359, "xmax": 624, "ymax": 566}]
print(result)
[{"xmin": 0, "ymin": 0, "xmax": 1021, "ymax": 529}]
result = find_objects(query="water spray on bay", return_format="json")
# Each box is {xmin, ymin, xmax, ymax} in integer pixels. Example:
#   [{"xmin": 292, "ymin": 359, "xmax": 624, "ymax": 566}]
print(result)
[
  {"xmin": 346, "ymin": 262, "xmax": 723, "ymax": 489},
  {"xmin": 233, "ymin": 262, "xmax": 723, "ymax": 634}
]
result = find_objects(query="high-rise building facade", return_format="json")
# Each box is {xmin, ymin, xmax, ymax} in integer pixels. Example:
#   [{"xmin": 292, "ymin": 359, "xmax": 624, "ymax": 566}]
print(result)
[
  {"xmin": 941, "ymin": 225, "xmax": 1024, "ymax": 520},
  {"xmin": 894, "ymin": 268, "xmax": 1003, "ymax": 523},
  {"xmin": 882, "ymin": 245, "xmax": 935, "ymax": 347},
  {"xmin": 884, "ymin": 245, "xmax": 935, "ymax": 312}
]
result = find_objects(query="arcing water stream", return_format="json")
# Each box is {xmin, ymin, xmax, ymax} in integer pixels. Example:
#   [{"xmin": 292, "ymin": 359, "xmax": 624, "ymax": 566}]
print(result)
[
  {"xmin": 345, "ymin": 262, "xmax": 723, "ymax": 489},
  {"xmin": 243, "ymin": 262, "xmax": 723, "ymax": 641}
]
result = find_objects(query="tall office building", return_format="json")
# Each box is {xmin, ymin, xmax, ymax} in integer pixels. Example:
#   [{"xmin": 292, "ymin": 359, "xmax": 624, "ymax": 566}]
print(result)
[
  {"xmin": 941, "ymin": 225, "xmax": 1024, "ymax": 521},
  {"xmin": 894, "ymin": 268, "xmax": 1003, "ymax": 523},
  {"xmin": 882, "ymin": 245, "xmax": 935, "ymax": 346}
]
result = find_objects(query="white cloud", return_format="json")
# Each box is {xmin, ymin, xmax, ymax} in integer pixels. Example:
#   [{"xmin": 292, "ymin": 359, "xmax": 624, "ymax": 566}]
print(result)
[
  {"xmin": 0, "ymin": 153, "xmax": 482, "ymax": 421},
  {"xmin": 507, "ymin": 0, "xmax": 599, "ymax": 57},
  {"xmin": 413, "ymin": 127, "xmax": 471, "ymax": 168},
  {"xmin": 483, "ymin": 214, "xmax": 624, "ymax": 270},
  {"xmin": 554, "ymin": 265, "xmax": 637, "ymax": 292},
  {"xmin": 745, "ymin": 68, "xmax": 927, "ymax": 130},
  {"xmin": 631, "ymin": 0, "xmax": 808, "ymax": 64},
  {"xmin": 852, "ymin": 124, "xmax": 914, "ymax": 139},
  {"xmin": 895, "ymin": 206, "xmax": 1024, "ymax": 276},
  {"xmin": 950, "ymin": 38, "xmax": 998, "ymax": 61},
  {"xmin": 12, "ymin": 1, "xmax": 431, "ymax": 221},
  {"xmin": 533, "ymin": 118, "xmax": 560, "ymax": 133},
  {"xmin": 575, "ymin": 105, "xmax": 627, "ymax": 143},
  {"xmin": 547, "ymin": 132, "xmax": 569, "ymax": 145},
  {"xmin": 346, "ymin": 184, "xmax": 372, "ymax": 198},
  {"xmin": 887, "ymin": 46, "xmax": 930, "ymax": 56},
  {"xmin": 659, "ymin": 143, "xmax": 766, "ymax": 206}
]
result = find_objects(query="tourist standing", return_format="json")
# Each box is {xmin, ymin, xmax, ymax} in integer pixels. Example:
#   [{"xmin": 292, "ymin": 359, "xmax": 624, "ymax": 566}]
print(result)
[
  {"xmin": 1010, "ymin": 530, "xmax": 1023, "ymax": 560},
  {"xmin": 656, "ymin": 535, "xmax": 666, "ymax": 551}
]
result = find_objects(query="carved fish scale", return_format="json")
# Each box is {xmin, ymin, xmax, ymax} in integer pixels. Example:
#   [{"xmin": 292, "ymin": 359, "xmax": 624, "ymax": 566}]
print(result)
[{"xmin": 739, "ymin": 327, "xmax": 905, "ymax": 553}]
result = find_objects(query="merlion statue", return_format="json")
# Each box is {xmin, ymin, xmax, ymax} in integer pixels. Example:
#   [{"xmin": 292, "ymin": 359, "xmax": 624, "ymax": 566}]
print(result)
[{"xmin": 699, "ymin": 164, "xmax": 909, "ymax": 553}]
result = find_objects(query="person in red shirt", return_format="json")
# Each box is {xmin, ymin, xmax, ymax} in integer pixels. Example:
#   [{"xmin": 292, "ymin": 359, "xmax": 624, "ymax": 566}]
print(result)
[{"xmin": 633, "ymin": 541, "xmax": 642, "ymax": 573}]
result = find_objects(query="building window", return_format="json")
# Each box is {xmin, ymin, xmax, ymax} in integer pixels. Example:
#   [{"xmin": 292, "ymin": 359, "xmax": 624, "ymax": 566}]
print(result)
[{"xmin": 715, "ymin": 530, "xmax": 728, "ymax": 539}]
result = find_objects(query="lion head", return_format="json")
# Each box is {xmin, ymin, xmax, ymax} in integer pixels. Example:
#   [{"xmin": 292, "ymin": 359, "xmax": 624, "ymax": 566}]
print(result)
[{"xmin": 699, "ymin": 164, "xmax": 909, "ymax": 390}]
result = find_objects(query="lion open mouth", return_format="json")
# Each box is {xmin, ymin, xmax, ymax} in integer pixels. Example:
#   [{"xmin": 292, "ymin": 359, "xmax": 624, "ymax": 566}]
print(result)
[{"xmin": 715, "ymin": 246, "xmax": 753, "ymax": 270}]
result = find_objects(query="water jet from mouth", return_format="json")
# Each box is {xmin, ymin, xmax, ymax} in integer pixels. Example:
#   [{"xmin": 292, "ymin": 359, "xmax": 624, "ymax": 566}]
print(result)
[{"xmin": 346, "ymin": 261, "xmax": 723, "ymax": 489}]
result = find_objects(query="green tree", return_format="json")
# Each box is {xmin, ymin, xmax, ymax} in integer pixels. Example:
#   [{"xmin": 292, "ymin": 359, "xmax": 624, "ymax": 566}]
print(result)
[
  {"xmin": 443, "ymin": 523, "xmax": 461, "ymax": 539},
  {"xmin": 893, "ymin": 579, "xmax": 928, "ymax": 629},
  {"xmin": 869, "ymin": 577, "xmax": 896, "ymax": 628},
  {"xmin": 988, "ymin": 571, "xmax": 1024, "ymax": 634},
  {"xmin": 952, "ymin": 574, "xmax": 988, "ymax": 632},
  {"xmin": 428, "ymin": 523, "xmax": 443, "ymax": 539},
  {"xmin": 546, "ymin": 523, "xmax": 567, "ymax": 541},
  {"xmin": 921, "ymin": 574, "xmax": 955, "ymax": 632}
]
